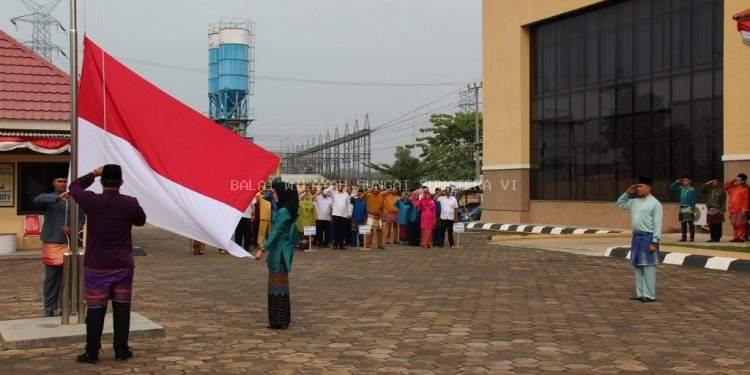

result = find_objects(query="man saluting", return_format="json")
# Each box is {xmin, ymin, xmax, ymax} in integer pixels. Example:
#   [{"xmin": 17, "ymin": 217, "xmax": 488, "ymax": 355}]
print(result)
[
  {"xmin": 70, "ymin": 164, "xmax": 146, "ymax": 364},
  {"xmin": 616, "ymin": 177, "xmax": 663, "ymax": 303}
]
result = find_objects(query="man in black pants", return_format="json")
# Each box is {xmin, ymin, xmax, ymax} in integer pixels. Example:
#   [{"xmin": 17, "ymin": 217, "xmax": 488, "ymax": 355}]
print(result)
[
  {"xmin": 325, "ymin": 181, "xmax": 352, "ymax": 250},
  {"xmin": 436, "ymin": 187, "xmax": 459, "ymax": 248},
  {"xmin": 233, "ymin": 199, "xmax": 254, "ymax": 252},
  {"xmin": 69, "ymin": 165, "xmax": 147, "ymax": 364}
]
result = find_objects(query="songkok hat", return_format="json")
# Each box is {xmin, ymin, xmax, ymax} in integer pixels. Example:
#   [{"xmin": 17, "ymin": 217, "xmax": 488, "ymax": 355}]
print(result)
[
  {"xmin": 101, "ymin": 164, "xmax": 122, "ymax": 185},
  {"xmin": 637, "ymin": 176, "xmax": 653, "ymax": 186}
]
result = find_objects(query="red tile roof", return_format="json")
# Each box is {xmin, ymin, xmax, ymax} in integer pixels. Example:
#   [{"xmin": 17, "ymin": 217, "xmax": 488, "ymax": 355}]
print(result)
[{"xmin": 0, "ymin": 28, "xmax": 70, "ymax": 121}]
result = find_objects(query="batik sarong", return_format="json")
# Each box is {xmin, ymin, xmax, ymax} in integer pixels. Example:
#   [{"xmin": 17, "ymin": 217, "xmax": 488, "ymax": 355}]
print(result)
[
  {"xmin": 268, "ymin": 262, "xmax": 290, "ymax": 328},
  {"xmin": 84, "ymin": 267, "xmax": 134, "ymax": 308}
]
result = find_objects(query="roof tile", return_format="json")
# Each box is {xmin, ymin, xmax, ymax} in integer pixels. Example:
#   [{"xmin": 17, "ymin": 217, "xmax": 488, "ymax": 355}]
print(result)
[{"xmin": 0, "ymin": 29, "xmax": 70, "ymax": 121}]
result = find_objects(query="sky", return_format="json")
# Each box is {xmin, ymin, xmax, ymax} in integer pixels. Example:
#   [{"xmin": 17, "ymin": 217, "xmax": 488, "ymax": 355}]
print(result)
[{"xmin": 3, "ymin": 0, "xmax": 481, "ymax": 162}]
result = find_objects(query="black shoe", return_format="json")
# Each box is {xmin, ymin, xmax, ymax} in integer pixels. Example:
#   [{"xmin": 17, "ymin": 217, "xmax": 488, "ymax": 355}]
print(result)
[
  {"xmin": 339, "ymin": 246, "xmax": 347, "ymax": 250},
  {"xmin": 115, "ymin": 349, "xmax": 133, "ymax": 362},
  {"xmin": 641, "ymin": 297, "xmax": 656, "ymax": 303},
  {"xmin": 268, "ymin": 324, "xmax": 288, "ymax": 329},
  {"xmin": 629, "ymin": 297, "xmax": 643, "ymax": 301},
  {"xmin": 76, "ymin": 352, "xmax": 99, "ymax": 364},
  {"xmin": 678, "ymin": 238, "xmax": 687, "ymax": 242}
]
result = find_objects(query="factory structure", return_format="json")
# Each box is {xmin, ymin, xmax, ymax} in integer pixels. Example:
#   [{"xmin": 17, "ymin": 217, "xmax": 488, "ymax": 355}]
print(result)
[{"xmin": 208, "ymin": 18, "xmax": 255, "ymax": 138}]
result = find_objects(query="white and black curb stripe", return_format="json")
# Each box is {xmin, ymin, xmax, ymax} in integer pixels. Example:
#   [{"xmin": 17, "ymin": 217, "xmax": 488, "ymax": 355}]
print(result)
[
  {"xmin": 605, "ymin": 246, "xmax": 750, "ymax": 274},
  {"xmin": 466, "ymin": 222, "xmax": 621, "ymax": 235}
]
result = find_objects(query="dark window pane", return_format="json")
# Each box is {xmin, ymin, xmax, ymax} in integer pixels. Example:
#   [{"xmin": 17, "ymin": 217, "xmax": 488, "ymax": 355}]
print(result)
[
  {"xmin": 586, "ymin": 34, "xmax": 600, "ymax": 84},
  {"xmin": 692, "ymin": 1, "xmax": 713, "ymax": 68},
  {"xmin": 634, "ymin": 82, "xmax": 651, "ymax": 112},
  {"xmin": 601, "ymin": 88, "xmax": 615, "ymax": 117},
  {"xmin": 617, "ymin": 86, "xmax": 633, "ymax": 115},
  {"xmin": 672, "ymin": 103, "xmax": 691, "ymax": 139},
  {"xmin": 692, "ymin": 70, "xmax": 712, "ymax": 99},
  {"xmin": 571, "ymin": 93, "xmax": 584, "ymax": 120},
  {"xmin": 692, "ymin": 100, "xmax": 712, "ymax": 138},
  {"xmin": 652, "ymin": 78, "xmax": 670, "ymax": 110},
  {"xmin": 672, "ymin": 74, "xmax": 690, "ymax": 102},
  {"xmin": 634, "ymin": 114, "xmax": 652, "ymax": 140},
  {"xmin": 18, "ymin": 163, "xmax": 69, "ymax": 214},
  {"xmin": 634, "ymin": 19, "xmax": 651, "ymax": 77},
  {"xmin": 585, "ymin": 90, "xmax": 599, "ymax": 119}
]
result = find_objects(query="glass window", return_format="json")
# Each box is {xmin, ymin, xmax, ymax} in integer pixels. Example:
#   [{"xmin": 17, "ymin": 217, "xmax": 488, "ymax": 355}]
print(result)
[
  {"xmin": 18, "ymin": 163, "xmax": 70, "ymax": 215},
  {"xmin": 530, "ymin": 0, "xmax": 723, "ymax": 202}
]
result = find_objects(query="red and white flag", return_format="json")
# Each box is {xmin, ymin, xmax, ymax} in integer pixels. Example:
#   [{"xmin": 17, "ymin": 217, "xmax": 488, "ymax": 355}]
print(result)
[
  {"xmin": 735, "ymin": 9, "xmax": 750, "ymax": 46},
  {"xmin": 77, "ymin": 37, "xmax": 279, "ymax": 257}
]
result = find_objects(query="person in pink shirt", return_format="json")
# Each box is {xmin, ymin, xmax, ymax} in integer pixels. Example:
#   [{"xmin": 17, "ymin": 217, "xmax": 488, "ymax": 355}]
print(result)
[{"xmin": 413, "ymin": 186, "xmax": 436, "ymax": 248}]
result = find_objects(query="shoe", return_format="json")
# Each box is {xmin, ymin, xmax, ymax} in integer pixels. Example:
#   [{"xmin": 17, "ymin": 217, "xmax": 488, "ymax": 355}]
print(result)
[
  {"xmin": 678, "ymin": 238, "xmax": 687, "ymax": 242},
  {"xmin": 43, "ymin": 310, "xmax": 54, "ymax": 318},
  {"xmin": 115, "ymin": 349, "xmax": 133, "ymax": 362},
  {"xmin": 378, "ymin": 246, "xmax": 385, "ymax": 249},
  {"xmin": 629, "ymin": 297, "xmax": 643, "ymax": 301},
  {"xmin": 641, "ymin": 297, "xmax": 656, "ymax": 303},
  {"xmin": 339, "ymin": 246, "xmax": 347, "ymax": 250},
  {"xmin": 76, "ymin": 352, "xmax": 99, "ymax": 364},
  {"xmin": 268, "ymin": 324, "xmax": 288, "ymax": 329}
]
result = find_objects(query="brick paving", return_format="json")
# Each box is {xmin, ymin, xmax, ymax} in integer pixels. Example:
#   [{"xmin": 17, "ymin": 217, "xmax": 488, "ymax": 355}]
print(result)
[{"xmin": 1, "ymin": 227, "xmax": 750, "ymax": 374}]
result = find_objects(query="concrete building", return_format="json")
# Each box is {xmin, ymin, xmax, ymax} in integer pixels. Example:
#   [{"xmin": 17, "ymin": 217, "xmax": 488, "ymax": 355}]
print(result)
[
  {"xmin": 482, "ymin": 0, "xmax": 750, "ymax": 231},
  {"xmin": 0, "ymin": 29, "xmax": 71, "ymax": 250}
]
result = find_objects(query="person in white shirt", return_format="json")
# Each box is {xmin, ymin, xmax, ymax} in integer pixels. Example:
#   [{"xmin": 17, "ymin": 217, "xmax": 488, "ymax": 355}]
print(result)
[
  {"xmin": 345, "ymin": 185, "xmax": 355, "ymax": 246},
  {"xmin": 324, "ymin": 181, "xmax": 351, "ymax": 249},
  {"xmin": 436, "ymin": 187, "xmax": 459, "ymax": 248},
  {"xmin": 313, "ymin": 187, "xmax": 333, "ymax": 248}
]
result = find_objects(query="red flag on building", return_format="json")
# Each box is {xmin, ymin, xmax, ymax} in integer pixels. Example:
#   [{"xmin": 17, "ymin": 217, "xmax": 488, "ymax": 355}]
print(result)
[{"xmin": 77, "ymin": 37, "xmax": 279, "ymax": 257}]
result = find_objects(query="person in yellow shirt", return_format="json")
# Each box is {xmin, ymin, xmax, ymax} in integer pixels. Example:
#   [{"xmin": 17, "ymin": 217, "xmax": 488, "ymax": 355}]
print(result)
[
  {"xmin": 382, "ymin": 185, "xmax": 400, "ymax": 245},
  {"xmin": 363, "ymin": 184, "xmax": 387, "ymax": 249},
  {"xmin": 256, "ymin": 181, "xmax": 273, "ymax": 247}
]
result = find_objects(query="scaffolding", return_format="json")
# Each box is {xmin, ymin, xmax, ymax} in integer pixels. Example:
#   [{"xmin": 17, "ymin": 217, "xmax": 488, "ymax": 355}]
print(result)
[{"xmin": 282, "ymin": 114, "xmax": 372, "ymax": 183}]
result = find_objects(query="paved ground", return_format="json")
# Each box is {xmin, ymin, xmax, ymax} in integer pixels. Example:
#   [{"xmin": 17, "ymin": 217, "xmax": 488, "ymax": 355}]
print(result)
[{"xmin": 1, "ymin": 228, "xmax": 750, "ymax": 374}]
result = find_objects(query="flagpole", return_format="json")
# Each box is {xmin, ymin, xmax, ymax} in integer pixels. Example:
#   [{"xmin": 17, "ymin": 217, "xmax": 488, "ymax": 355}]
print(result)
[{"xmin": 62, "ymin": 0, "xmax": 81, "ymax": 325}]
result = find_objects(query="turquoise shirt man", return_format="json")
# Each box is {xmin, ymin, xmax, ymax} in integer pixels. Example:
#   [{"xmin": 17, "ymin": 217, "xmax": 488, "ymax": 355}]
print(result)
[
  {"xmin": 616, "ymin": 177, "xmax": 663, "ymax": 303},
  {"xmin": 616, "ymin": 193, "xmax": 663, "ymax": 245}
]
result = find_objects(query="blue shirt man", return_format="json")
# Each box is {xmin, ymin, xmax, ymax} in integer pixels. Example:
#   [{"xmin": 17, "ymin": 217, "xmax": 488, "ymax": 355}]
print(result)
[{"xmin": 616, "ymin": 177, "xmax": 663, "ymax": 303}]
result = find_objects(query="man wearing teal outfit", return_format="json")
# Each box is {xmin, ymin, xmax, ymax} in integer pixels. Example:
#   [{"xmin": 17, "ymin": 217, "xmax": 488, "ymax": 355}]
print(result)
[
  {"xmin": 669, "ymin": 175, "xmax": 697, "ymax": 242},
  {"xmin": 256, "ymin": 177, "xmax": 299, "ymax": 329},
  {"xmin": 616, "ymin": 177, "xmax": 663, "ymax": 303}
]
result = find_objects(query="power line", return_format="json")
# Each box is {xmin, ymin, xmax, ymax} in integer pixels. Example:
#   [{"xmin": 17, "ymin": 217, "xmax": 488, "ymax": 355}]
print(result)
[
  {"xmin": 371, "ymin": 88, "xmax": 461, "ymax": 133},
  {"xmin": 117, "ymin": 57, "xmax": 468, "ymax": 87}
]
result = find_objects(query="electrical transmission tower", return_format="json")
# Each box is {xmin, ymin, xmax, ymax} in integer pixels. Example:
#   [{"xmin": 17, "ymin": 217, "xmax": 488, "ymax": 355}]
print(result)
[
  {"xmin": 10, "ymin": 0, "xmax": 67, "ymax": 62},
  {"xmin": 282, "ymin": 114, "xmax": 372, "ymax": 183}
]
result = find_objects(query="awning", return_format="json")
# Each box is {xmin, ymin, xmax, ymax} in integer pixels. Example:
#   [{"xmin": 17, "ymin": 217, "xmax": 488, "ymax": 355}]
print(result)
[
  {"xmin": 734, "ymin": 8, "xmax": 750, "ymax": 46},
  {"xmin": 0, "ymin": 132, "xmax": 70, "ymax": 154}
]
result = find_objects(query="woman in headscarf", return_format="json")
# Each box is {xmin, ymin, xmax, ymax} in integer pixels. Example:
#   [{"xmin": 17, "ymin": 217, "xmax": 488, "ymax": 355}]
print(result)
[
  {"xmin": 255, "ymin": 177, "xmax": 299, "ymax": 329},
  {"xmin": 413, "ymin": 186, "xmax": 436, "ymax": 248}
]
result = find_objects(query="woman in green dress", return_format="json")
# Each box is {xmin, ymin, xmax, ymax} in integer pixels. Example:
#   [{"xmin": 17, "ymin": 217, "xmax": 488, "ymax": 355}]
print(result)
[{"xmin": 256, "ymin": 177, "xmax": 299, "ymax": 329}]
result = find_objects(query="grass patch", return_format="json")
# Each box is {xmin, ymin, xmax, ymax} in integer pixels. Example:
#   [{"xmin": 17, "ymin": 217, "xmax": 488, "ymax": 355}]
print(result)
[{"xmin": 661, "ymin": 242, "xmax": 750, "ymax": 254}]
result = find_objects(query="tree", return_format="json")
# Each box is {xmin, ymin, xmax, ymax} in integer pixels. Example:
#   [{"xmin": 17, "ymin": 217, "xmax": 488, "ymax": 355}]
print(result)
[
  {"xmin": 414, "ymin": 111, "xmax": 482, "ymax": 181},
  {"xmin": 365, "ymin": 146, "xmax": 433, "ymax": 190}
]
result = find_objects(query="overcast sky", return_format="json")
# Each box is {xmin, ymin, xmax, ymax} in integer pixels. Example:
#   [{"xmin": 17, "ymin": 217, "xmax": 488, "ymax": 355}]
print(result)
[{"xmin": 4, "ymin": 0, "xmax": 481, "ymax": 162}]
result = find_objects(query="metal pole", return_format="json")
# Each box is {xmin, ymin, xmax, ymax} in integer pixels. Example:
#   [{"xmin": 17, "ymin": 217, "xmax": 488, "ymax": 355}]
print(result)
[
  {"xmin": 64, "ymin": 0, "xmax": 82, "ymax": 324},
  {"xmin": 61, "ymin": 252, "xmax": 71, "ymax": 324},
  {"xmin": 473, "ymin": 83, "xmax": 481, "ymax": 182}
]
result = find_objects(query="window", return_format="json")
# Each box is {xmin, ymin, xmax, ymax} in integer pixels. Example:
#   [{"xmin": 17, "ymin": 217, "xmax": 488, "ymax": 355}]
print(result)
[
  {"xmin": 18, "ymin": 163, "xmax": 70, "ymax": 215},
  {"xmin": 530, "ymin": 0, "xmax": 723, "ymax": 202}
]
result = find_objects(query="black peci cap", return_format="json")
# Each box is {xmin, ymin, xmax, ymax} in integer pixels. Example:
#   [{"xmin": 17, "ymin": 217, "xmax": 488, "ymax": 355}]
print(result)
[
  {"xmin": 101, "ymin": 164, "xmax": 122, "ymax": 184},
  {"xmin": 637, "ymin": 176, "xmax": 653, "ymax": 186}
]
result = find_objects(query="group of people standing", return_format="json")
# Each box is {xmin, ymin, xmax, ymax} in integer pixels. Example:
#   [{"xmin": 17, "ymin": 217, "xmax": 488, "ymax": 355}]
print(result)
[
  {"xmin": 304, "ymin": 182, "xmax": 461, "ymax": 250},
  {"xmin": 667, "ymin": 173, "xmax": 750, "ymax": 243}
]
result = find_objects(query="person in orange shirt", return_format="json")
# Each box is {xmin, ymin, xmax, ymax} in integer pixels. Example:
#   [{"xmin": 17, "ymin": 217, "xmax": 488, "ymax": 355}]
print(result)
[
  {"xmin": 724, "ymin": 175, "xmax": 749, "ymax": 242},
  {"xmin": 381, "ymin": 185, "xmax": 400, "ymax": 245},
  {"xmin": 363, "ymin": 184, "xmax": 386, "ymax": 249}
]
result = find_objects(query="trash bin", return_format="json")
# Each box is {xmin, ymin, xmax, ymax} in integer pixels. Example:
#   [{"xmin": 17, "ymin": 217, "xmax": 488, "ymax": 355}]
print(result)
[{"xmin": 0, "ymin": 233, "xmax": 17, "ymax": 254}]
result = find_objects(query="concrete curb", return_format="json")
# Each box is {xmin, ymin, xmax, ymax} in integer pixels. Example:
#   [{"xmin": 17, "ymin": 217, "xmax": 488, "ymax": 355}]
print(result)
[
  {"xmin": 467, "ymin": 222, "xmax": 624, "ymax": 235},
  {"xmin": 605, "ymin": 246, "xmax": 750, "ymax": 274}
]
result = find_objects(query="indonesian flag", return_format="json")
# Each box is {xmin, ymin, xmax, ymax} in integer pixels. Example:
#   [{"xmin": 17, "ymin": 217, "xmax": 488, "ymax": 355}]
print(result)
[
  {"xmin": 735, "ymin": 8, "xmax": 750, "ymax": 46},
  {"xmin": 77, "ymin": 37, "xmax": 279, "ymax": 257}
]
